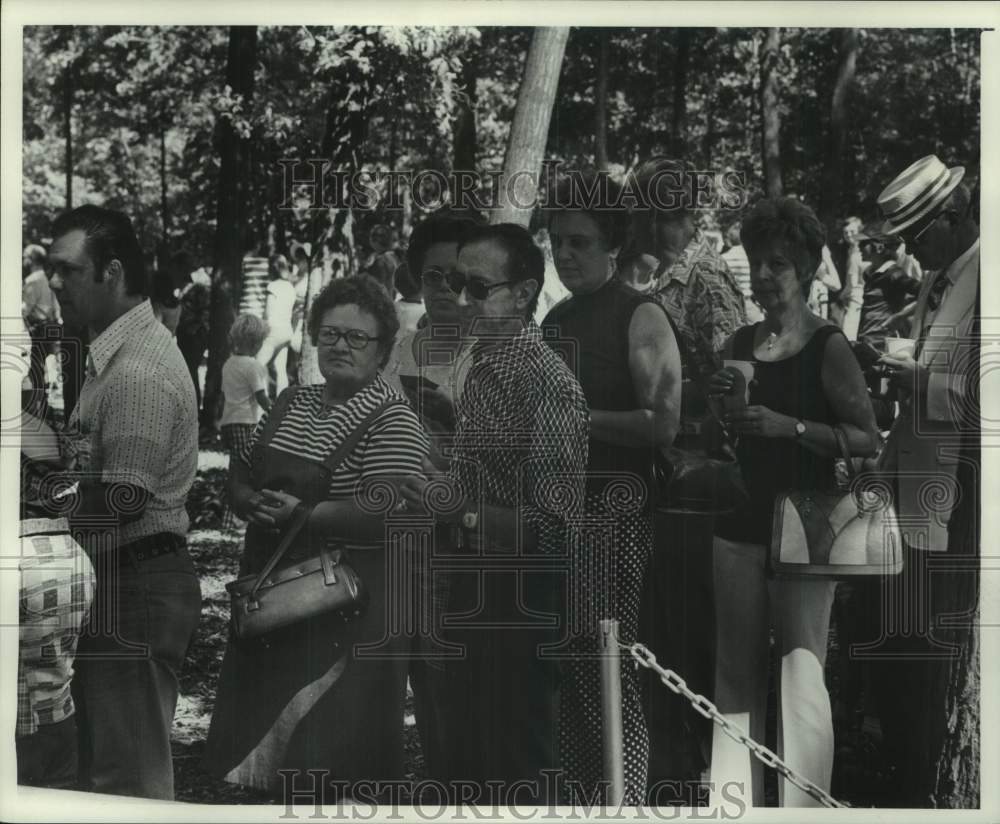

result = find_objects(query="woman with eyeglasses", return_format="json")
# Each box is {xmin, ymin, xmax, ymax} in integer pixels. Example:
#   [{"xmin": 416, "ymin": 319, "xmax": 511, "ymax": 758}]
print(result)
[
  {"xmin": 204, "ymin": 277, "xmax": 429, "ymax": 800},
  {"xmin": 383, "ymin": 215, "xmax": 481, "ymax": 467},
  {"xmin": 541, "ymin": 172, "xmax": 682, "ymax": 804}
]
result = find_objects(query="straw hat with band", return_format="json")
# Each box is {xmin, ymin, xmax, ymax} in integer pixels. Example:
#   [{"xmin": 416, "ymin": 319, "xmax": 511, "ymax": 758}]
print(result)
[{"xmin": 877, "ymin": 154, "xmax": 965, "ymax": 236}]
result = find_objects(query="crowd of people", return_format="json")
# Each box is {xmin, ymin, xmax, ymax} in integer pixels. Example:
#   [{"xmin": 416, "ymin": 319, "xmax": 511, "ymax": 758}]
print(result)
[{"xmin": 16, "ymin": 152, "xmax": 979, "ymax": 809}]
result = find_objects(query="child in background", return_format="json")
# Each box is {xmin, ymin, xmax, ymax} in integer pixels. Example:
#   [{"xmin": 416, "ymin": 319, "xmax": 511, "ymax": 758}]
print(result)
[
  {"xmin": 393, "ymin": 260, "xmax": 426, "ymax": 335},
  {"xmin": 220, "ymin": 314, "xmax": 272, "ymax": 528}
]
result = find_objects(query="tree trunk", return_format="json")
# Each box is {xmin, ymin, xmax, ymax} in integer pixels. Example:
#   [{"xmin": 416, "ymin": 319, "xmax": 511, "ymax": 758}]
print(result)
[
  {"xmin": 594, "ymin": 28, "xmax": 610, "ymax": 171},
  {"xmin": 452, "ymin": 53, "xmax": 478, "ymax": 173},
  {"xmin": 160, "ymin": 126, "xmax": 169, "ymax": 252},
  {"xmin": 928, "ymin": 425, "xmax": 980, "ymax": 807},
  {"xmin": 821, "ymin": 28, "xmax": 859, "ymax": 226},
  {"xmin": 63, "ymin": 62, "xmax": 74, "ymax": 209},
  {"xmin": 202, "ymin": 25, "xmax": 257, "ymax": 430},
  {"xmin": 671, "ymin": 28, "xmax": 691, "ymax": 158},
  {"xmin": 491, "ymin": 27, "xmax": 570, "ymax": 227},
  {"xmin": 760, "ymin": 28, "xmax": 783, "ymax": 198}
]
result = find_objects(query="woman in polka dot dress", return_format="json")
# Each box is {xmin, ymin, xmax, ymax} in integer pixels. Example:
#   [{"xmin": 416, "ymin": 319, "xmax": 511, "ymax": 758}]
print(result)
[{"xmin": 542, "ymin": 173, "xmax": 683, "ymax": 803}]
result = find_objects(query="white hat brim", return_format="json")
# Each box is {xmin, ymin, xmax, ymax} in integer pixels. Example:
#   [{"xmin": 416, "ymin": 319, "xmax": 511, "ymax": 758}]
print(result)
[{"xmin": 881, "ymin": 166, "xmax": 965, "ymax": 236}]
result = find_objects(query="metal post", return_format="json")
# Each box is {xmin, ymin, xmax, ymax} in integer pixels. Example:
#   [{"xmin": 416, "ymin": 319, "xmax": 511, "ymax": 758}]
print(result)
[{"xmin": 599, "ymin": 618, "xmax": 625, "ymax": 806}]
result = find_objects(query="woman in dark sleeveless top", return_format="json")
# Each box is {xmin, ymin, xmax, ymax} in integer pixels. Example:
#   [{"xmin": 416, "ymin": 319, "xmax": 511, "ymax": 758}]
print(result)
[
  {"xmin": 706, "ymin": 198, "xmax": 877, "ymax": 808},
  {"xmin": 542, "ymin": 173, "xmax": 682, "ymax": 803}
]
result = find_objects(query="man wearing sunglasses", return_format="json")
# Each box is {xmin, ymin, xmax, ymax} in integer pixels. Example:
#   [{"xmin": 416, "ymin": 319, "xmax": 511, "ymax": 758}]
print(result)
[
  {"xmin": 868, "ymin": 155, "xmax": 979, "ymax": 805},
  {"xmin": 400, "ymin": 222, "xmax": 589, "ymax": 803}
]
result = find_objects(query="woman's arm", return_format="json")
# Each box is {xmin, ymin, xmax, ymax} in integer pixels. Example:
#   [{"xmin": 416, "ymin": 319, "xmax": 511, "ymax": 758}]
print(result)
[
  {"xmin": 723, "ymin": 331, "xmax": 878, "ymax": 458},
  {"xmin": 307, "ymin": 498, "xmax": 398, "ymax": 543},
  {"xmin": 588, "ymin": 303, "xmax": 682, "ymax": 448},
  {"xmin": 815, "ymin": 331, "xmax": 879, "ymax": 457}
]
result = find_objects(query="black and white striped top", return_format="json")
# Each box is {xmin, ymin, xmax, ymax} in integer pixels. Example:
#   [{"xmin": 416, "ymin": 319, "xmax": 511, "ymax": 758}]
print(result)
[{"xmin": 236, "ymin": 374, "xmax": 429, "ymax": 499}]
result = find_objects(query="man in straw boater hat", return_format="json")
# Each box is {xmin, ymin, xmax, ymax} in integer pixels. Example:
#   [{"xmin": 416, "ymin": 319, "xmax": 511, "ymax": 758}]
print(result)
[{"xmin": 866, "ymin": 154, "xmax": 979, "ymax": 805}]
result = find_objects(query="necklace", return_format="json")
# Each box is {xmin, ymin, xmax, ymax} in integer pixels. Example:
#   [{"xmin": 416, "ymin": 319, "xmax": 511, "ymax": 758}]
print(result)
[{"xmin": 764, "ymin": 327, "xmax": 792, "ymax": 351}]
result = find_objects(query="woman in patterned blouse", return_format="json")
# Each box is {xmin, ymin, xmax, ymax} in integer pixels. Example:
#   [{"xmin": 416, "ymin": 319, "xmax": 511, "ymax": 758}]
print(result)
[{"xmin": 204, "ymin": 277, "xmax": 429, "ymax": 800}]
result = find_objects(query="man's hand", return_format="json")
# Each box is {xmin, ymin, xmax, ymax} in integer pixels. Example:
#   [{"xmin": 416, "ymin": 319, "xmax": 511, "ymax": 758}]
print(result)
[
  {"xmin": 399, "ymin": 457, "xmax": 465, "ymax": 522},
  {"xmin": 880, "ymin": 351, "xmax": 927, "ymax": 395}
]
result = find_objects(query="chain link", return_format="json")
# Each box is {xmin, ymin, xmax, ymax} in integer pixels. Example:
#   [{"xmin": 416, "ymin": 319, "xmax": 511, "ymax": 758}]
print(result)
[{"xmin": 625, "ymin": 641, "xmax": 848, "ymax": 809}]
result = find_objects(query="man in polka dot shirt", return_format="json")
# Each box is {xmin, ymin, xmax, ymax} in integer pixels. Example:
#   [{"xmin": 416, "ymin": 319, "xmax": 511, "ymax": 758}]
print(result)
[{"xmin": 49, "ymin": 205, "xmax": 202, "ymax": 800}]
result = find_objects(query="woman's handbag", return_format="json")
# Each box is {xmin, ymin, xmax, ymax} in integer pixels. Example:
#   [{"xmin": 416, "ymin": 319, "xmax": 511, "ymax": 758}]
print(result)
[
  {"xmin": 656, "ymin": 445, "xmax": 750, "ymax": 515},
  {"xmin": 227, "ymin": 506, "xmax": 367, "ymax": 642},
  {"xmin": 226, "ymin": 398, "xmax": 403, "ymax": 643},
  {"xmin": 768, "ymin": 426, "xmax": 903, "ymax": 579}
]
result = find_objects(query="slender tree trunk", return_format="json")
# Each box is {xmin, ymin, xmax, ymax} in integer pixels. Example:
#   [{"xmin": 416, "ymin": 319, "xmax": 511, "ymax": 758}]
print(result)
[
  {"xmin": 760, "ymin": 27, "xmax": 783, "ymax": 198},
  {"xmin": 594, "ymin": 28, "xmax": 610, "ymax": 171},
  {"xmin": 821, "ymin": 28, "xmax": 859, "ymax": 226},
  {"xmin": 63, "ymin": 63, "xmax": 74, "ymax": 209},
  {"xmin": 671, "ymin": 28, "xmax": 691, "ymax": 157},
  {"xmin": 203, "ymin": 25, "xmax": 257, "ymax": 430},
  {"xmin": 160, "ymin": 126, "xmax": 169, "ymax": 251},
  {"xmin": 452, "ymin": 53, "xmax": 478, "ymax": 173},
  {"xmin": 492, "ymin": 27, "xmax": 570, "ymax": 226}
]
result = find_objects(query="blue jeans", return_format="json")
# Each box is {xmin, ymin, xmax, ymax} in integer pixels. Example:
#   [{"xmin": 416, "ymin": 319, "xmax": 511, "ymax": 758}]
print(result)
[{"xmin": 72, "ymin": 544, "xmax": 201, "ymax": 800}]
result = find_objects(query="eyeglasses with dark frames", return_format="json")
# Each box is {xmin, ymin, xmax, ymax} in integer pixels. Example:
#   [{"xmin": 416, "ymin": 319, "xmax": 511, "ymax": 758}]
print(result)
[
  {"xmin": 445, "ymin": 271, "xmax": 516, "ymax": 301},
  {"xmin": 317, "ymin": 327, "xmax": 384, "ymax": 349},
  {"xmin": 421, "ymin": 266, "xmax": 519, "ymax": 300}
]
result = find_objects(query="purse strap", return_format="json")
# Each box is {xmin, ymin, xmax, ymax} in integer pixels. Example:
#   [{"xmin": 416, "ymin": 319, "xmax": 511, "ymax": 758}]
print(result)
[
  {"xmin": 248, "ymin": 396, "xmax": 407, "ymax": 599},
  {"xmin": 251, "ymin": 386, "xmax": 303, "ymax": 489}
]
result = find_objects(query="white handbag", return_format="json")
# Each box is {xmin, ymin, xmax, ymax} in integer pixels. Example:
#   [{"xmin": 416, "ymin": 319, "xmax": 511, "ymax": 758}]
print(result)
[{"xmin": 769, "ymin": 426, "xmax": 903, "ymax": 579}]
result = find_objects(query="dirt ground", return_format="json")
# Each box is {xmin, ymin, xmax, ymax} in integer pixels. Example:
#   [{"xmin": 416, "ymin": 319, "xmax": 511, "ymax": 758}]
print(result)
[{"xmin": 174, "ymin": 449, "xmax": 889, "ymax": 807}]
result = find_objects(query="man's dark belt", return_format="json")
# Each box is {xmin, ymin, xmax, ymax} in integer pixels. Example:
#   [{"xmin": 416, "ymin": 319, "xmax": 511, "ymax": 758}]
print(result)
[{"xmin": 119, "ymin": 532, "xmax": 186, "ymax": 564}]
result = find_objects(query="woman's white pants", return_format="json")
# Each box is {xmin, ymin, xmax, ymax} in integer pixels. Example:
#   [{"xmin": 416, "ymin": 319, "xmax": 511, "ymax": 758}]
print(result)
[{"xmin": 709, "ymin": 535, "xmax": 837, "ymax": 808}]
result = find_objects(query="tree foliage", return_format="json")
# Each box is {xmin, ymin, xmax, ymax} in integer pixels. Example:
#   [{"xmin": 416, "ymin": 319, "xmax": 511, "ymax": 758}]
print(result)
[{"xmin": 23, "ymin": 26, "xmax": 980, "ymax": 257}]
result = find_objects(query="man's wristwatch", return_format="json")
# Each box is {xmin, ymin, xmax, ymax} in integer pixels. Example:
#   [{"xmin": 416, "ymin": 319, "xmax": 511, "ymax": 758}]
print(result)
[{"xmin": 794, "ymin": 419, "xmax": 807, "ymax": 439}]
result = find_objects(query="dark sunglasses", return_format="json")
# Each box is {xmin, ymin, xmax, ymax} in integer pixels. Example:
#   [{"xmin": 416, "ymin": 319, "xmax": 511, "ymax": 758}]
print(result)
[
  {"xmin": 898, "ymin": 214, "xmax": 938, "ymax": 248},
  {"xmin": 420, "ymin": 267, "xmax": 454, "ymax": 291},
  {"xmin": 421, "ymin": 266, "xmax": 516, "ymax": 301}
]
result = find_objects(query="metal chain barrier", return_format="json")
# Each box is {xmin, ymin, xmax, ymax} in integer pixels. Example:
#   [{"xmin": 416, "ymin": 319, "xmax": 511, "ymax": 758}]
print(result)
[{"xmin": 625, "ymin": 641, "xmax": 848, "ymax": 809}]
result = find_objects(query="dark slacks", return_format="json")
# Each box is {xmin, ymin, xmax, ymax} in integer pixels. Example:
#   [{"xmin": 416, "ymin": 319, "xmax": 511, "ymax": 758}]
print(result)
[
  {"xmin": 640, "ymin": 510, "xmax": 716, "ymax": 793},
  {"xmin": 72, "ymin": 543, "xmax": 202, "ymax": 800},
  {"xmin": 409, "ymin": 656, "xmax": 453, "ymax": 783},
  {"xmin": 442, "ymin": 568, "xmax": 563, "ymax": 804}
]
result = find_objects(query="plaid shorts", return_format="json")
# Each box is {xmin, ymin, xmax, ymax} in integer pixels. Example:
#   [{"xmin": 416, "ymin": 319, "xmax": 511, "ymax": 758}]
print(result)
[
  {"xmin": 220, "ymin": 425, "xmax": 254, "ymax": 530},
  {"xmin": 221, "ymin": 423, "xmax": 254, "ymax": 457}
]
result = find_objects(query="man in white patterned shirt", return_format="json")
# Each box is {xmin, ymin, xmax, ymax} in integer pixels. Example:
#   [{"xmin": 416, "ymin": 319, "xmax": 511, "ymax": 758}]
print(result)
[{"xmin": 48, "ymin": 205, "xmax": 202, "ymax": 800}]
